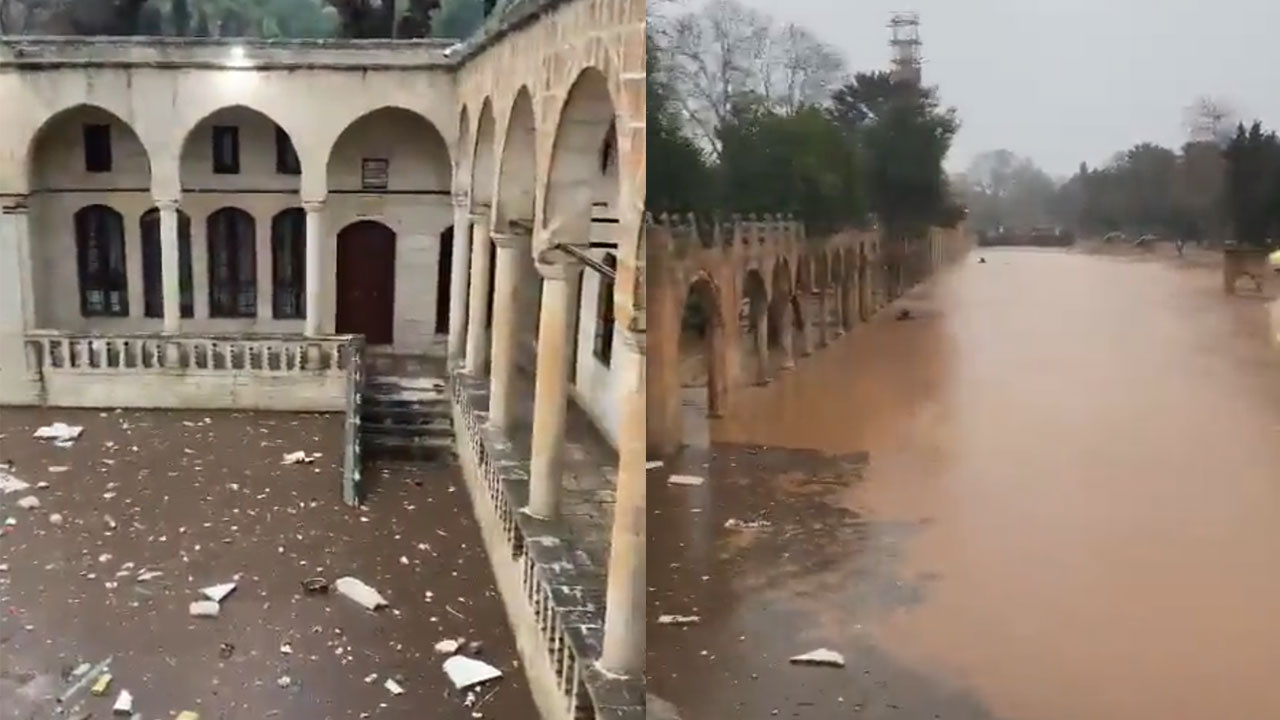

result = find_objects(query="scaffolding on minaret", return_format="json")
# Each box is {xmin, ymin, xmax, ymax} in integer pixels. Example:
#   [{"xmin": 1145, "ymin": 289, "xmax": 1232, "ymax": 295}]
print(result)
[{"xmin": 888, "ymin": 11, "xmax": 923, "ymax": 85}]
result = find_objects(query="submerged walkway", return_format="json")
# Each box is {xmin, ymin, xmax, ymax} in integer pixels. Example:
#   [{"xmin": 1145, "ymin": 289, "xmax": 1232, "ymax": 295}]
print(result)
[{"xmin": 650, "ymin": 248, "xmax": 1280, "ymax": 719}]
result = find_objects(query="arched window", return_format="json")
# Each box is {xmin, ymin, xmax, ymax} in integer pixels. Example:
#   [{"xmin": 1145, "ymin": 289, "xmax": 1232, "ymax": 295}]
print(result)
[
  {"xmin": 141, "ymin": 208, "xmax": 193, "ymax": 319},
  {"xmin": 74, "ymin": 205, "xmax": 128, "ymax": 317},
  {"xmin": 207, "ymin": 208, "xmax": 257, "ymax": 318},
  {"xmin": 271, "ymin": 208, "xmax": 306, "ymax": 319},
  {"xmin": 592, "ymin": 252, "xmax": 617, "ymax": 366}
]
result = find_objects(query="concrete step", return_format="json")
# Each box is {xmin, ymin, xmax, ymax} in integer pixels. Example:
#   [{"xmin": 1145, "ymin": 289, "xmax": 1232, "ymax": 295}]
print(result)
[
  {"xmin": 361, "ymin": 418, "xmax": 453, "ymax": 438},
  {"xmin": 362, "ymin": 403, "xmax": 451, "ymax": 422}
]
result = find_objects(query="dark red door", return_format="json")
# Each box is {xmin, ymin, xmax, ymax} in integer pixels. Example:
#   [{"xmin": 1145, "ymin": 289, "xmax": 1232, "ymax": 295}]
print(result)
[{"xmin": 336, "ymin": 221, "xmax": 396, "ymax": 345}]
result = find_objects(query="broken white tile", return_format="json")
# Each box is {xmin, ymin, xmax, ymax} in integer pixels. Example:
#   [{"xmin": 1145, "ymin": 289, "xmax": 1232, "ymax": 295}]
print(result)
[
  {"xmin": 442, "ymin": 655, "xmax": 503, "ymax": 690},
  {"xmin": 35, "ymin": 481, "xmax": 50, "ymax": 489},
  {"xmin": 48, "ymin": 466, "xmax": 70, "ymax": 474},
  {"xmin": 384, "ymin": 678, "xmax": 405, "ymax": 696},
  {"xmin": 667, "ymin": 474, "xmax": 705, "ymax": 486},
  {"xmin": 334, "ymin": 576, "xmax": 389, "ymax": 610},
  {"xmin": 434, "ymin": 638, "xmax": 463, "ymax": 655},
  {"xmin": 188, "ymin": 600, "xmax": 220, "ymax": 618},
  {"xmin": 645, "ymin": 460, "xmax": 664, "ymax": 469},
  {"xmin": 200, "ymin": 582, "xmax": 237, "ymax": 603},
  {"xmin": 112, "ymin": 689, "xmax": 133, "ymax": 714},
  {"xmin": 16, "ymin": 495, "xmax": 40, "ymax": 510},
  {"xmin": 724, "ymin": 518, "xmax": 772, "ymax": 530},
  {"xmin": 48, "ymin": 513, "xmax": 64, "ymax": 526},
  {"xmin": 789, "ymin": 648, "xmax": 846, "ymax": 667},
  {"xmin": 33, "ymin": 423, "xmax": 83, "ymax": 443},
  {"xmin": 0, "ymin": 471, "xmax": 30, "ymax": 495},
  {"xmin": 281, "ymin": 451, "xmax": 314, "ymax": 465},
  {"xmin": 280, "ymin": 642, "xmax": 293, "ymax": 655}
]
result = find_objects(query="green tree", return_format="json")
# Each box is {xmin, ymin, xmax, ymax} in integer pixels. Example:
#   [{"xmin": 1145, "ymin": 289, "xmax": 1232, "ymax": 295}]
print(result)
[{"xmin": 1224, "ymin": 121, "xmax": 1280, "ymax": 246}]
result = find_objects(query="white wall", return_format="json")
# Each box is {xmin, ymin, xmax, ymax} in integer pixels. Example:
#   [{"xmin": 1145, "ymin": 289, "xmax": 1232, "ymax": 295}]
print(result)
[
  {"xmin": 571, "ymin": 248, "xmax": 622, "ymax": 446},
  {"xmin": 24, "ymin": 105, "xmax": 455, "ymax": 354}
]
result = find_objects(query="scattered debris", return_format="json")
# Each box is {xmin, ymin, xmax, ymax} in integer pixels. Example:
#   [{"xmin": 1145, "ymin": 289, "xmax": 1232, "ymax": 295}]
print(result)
[
  {"xmin": 334, "ymin": 576, "xmax": 389, "ymax": 610},
  {"xmin": 16, "ymin": 495, "xmax": 40, "ymax": 510},
  {"xmin": 104, "ymin": 515, "xmax": 118, "ymax": 531},
  {"xmin": 442, "ymin": 655, "xmax": 503, "ymax": 690},
  {"xmin": 978, "ymin": 257, "xmax": 987, "ymax": 264},
  {"xmin": 788, "ymin": 648, "xmax": 846, "ymax": 668},
  {"xmin": 33, "ymin": 422, "xmax": 84, "ymax": 443},
  {"xmin": 667, "ymin": 474, "xmax": 705, "ymax": 487},
  {"xmin": 0, "ymin": 470, "xmax": 30, "ymax": 494},
  {"xmin": 281, "ymin": 451, "xmax": 315, "ymax": 465},
  {"xmin": 137, "ymin": 570, "xmax": 163, "ymax": 582},
  {"xmin": 724, "ymin": 518, "xmax": 772, "ymax": 530},
  {"xmin": 48, "ymin": 466, "xmax": 70, "ymax": 473},
  {"xmin": 434, "ymin": 638, "xmax": 464, "ymax": 655},
  {"xmin": 363, "ymin": 673, "xmax": 378, "ymax": 684},
  {"xmin": 384, "ymin": 678, "xmax": 405, "ymax": 696},
  {"xmin": 645, "ymin": 460, "xmax": 664, "ymax": 470},
  {"xmin": 276, "ymin": 675, "xmax": 292, "ymax": 689},
  {"xmin": 279, "ymin": 642, "xmax": 293, "ymax": 655},
  {"xmin": 0, "ymin": 564, "xmax": 7, "ymax": 572},
  {"xmin": 35, "ymin": 481, "xmax": 50, "ymax": 489},
  {"xmin": 176, "ymin": 712, "xmax": 200, "ymax": 720},
  {"xmin": 301, "ymin": 577, "xmax": 329, "ymax": 594},
  {"xmin": 112, "ymin": 689, "xmax": 133, "ymax": 715},
  {"xmin": 218, "ymin": 642, "xmax": 235, "ymax": 659},
  {"xmin": 189, "ymin": 601, "xmax": 220, "ymax": 618},
  {"xmin": 91, "ymin": 673, "xmax": 113, "ymax": 696},
  {"xmin": 656, "ymin": 614, "xmax": 701, "ymax": 626},
  {"xmin": 200, "ymin": 582, "xmax": 237, "ymax": 603},
  {"xmin": 49, "ymin": 513, "xmax": 64, "ymax": 526},
  {"xmin": 71, "ymin": 663, "xmax": 91, "ymax": 677},
  {"xmin": 895, "ymin": 309, "xmax": 912, "ymax": 321}
]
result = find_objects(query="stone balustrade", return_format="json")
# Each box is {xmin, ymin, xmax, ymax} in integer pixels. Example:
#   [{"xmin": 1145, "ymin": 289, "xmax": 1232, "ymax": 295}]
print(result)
[{"xmin": 23, "ymin": 330, "xmax": 360, "ymax": 412}]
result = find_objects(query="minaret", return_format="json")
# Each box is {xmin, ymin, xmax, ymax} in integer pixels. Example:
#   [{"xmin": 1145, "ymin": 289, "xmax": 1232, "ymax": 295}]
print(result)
[{"xmin": 888, "ymin": 12, "xmax": 923, "ymax": 85}]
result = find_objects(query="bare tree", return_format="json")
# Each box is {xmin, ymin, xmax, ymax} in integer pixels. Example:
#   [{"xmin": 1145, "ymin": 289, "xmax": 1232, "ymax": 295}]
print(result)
[{"xmin": 658, "ymin": 0, "xmax": 844, "ymax": 159}]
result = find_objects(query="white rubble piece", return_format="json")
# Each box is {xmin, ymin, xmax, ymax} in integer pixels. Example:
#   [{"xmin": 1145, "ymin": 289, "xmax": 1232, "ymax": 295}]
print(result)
[
  {"xmin": 0, "ymin": 471, "xmax": 30, "ymax": 495},
  {"xmin": 200, "ymin": 582, "xmax": 237, "ymax": 603},
  {"xmin": 334, "ymin": 576, "xmax": 389, "ymax": 610},
  {"xmin": 434, "ymin": 638, "xmax": 464, "ymax": 655},
  {"xmin": 136, "ymin": 570, "xmax": 164, "ymax": 582},
  {"xmin": 188, "ymin": 600, "xmax": 220, "ymax": 618},
  {"xmin": 276, "ymin": 675, "xmax": 292, "ymax": 689},
  {"xmin": 112, "ymin": 689, "xmax": 133, "ymax": 715},
  {"xmin": 656, "ymin": 614, "xmax": 701, "ymax": 626},
  {"xmin": 667, "ymin": 474, "xmax": 705, "ymax": 487},
  {"xmin": 645, "ymin": 460, "xmax": 664, "ymax": 469},
  {"xmin": 49, "ymin": 513, "xmax": 64, "ymax": 526},
  {"xmin": 442, "ymin": 655, "xmax": 503, "ymax": 690},
  {"xmin": 33, "ymin": 423, "xmax": 84, "ymax": 443},
  {"xmin": 281, "ymin": 451, "xmax": 315, "ymax": 465},
  {"xmin": 48, "ymin": 466, "xmax": 70, "ymax": 473},
  {"xmin": 16, "ymin": 495, "xmax": 40, "ymax": 510},
  {"xmin": 788, "ymin": 648, "xmax": 846, "ymax": 668},
  {"xmin": 724, "ymin": 518, "xmax": 772, "ymax": 530},
  {"xmin": 35, "ymin": 481, "xmax": 50, "ymax": 489},
  {"xmin": 384, "ymin": 678, "xmax": 405, "ymax": 696}
]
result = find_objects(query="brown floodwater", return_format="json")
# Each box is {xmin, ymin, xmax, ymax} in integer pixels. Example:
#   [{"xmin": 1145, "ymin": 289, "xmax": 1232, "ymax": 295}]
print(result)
[{"xmin": 649, "ymin": 249, "xmax": 1280, "ymax": 719}]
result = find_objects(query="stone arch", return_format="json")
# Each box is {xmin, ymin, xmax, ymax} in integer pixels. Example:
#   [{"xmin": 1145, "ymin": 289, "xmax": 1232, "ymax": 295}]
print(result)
[
  {"xmin": 27, "ymin": 104, "xmax": 153, "ymax": 192},
  {"xmin": 178, "ymin": 104, "xmax": 301, "ymax": 197},
  {"xmin": 742, "ymin": 267, "xmax": 770, "ymax": 384},
  {"xmin": 493, "ymin": 87, "xmax": 541, "ymax": 362},
  {"xmin": 470, "ymin": 98, "xmax": 498, "ymax": 209},
  {"xmin": 768, "ymin": 257, "xmax": 795, "ymax": 369},
  {"xmin": 542, "ymin": 67, "xmax": 618, "ymax": 246},
  {"xmin": 325, "ymin": 106, "xmax": 452, "ymax": 195},
  {"xmin": 679, "ymin": 271, "xmax": 728, "ymax": 443}
]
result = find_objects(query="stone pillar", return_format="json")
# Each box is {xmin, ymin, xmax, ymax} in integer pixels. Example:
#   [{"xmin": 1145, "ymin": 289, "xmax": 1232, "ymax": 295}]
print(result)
[
  {"xmin": 779, "ymin": 305, "xmax": 795, "ymax": 370},
  {"xmin": 303, "ymin": 200, "xmax": 325, "ymax": 337},
  {"xmin": 816, "ymin": 289, "xmax": 828, "ymax": 347},
  {"xmin": 599, "ymin": 328, "xmax": 645, "ymax": 677},
  {"xmin": 753, "ymin": 313, "xmax": 769, "ymax": 385},
  {"xmin": 525, "ymin": 259, "xmax": 581, "ymax": 520},
  {"xmin": 487, "ymin": 228, "xmax": 525, "ymax": 431},
  {"xmin": 446, "ymin": 196, "xmax": 473, "ymax": 367},
  {"xmin": 464, "ymin": 212, "xmax": 492, "ymax": 376},
  {"xmin": 157, "ymin": 199, "xmax": 182, "ymax": 333}
]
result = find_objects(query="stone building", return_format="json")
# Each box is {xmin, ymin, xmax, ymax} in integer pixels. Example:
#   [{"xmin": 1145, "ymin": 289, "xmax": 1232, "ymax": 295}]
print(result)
[{"xmin": 0, "ymin": 0, "xmax": 645, "ymax": 718}]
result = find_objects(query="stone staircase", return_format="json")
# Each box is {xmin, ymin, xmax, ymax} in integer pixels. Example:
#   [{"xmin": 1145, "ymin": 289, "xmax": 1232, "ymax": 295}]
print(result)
[{"xmin": 361, "ymin": 375, "xmax": 455, "ymax": 460}]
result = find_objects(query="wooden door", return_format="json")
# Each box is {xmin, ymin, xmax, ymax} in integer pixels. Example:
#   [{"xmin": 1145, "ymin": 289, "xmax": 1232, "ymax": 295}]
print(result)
[{"xmin": 336, "ymin": 221, "xmax": 397, "ymax": 345}]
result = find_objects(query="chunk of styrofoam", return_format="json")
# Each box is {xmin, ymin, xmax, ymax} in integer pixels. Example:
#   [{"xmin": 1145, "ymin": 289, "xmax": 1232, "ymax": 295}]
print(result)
[
  {"xmin": 667, "ymin": 474, "xmax": 705, "ymax": 486},
  {"xmin": 334, "ymin": 576, "xmax": 389, "ymax": 610},
  {"xmin": 0, "ymin": 471, "xmax": 30, "ymax": 495},
  {"xmin": 189, "ymin": 600, "xmax": 220, "ymax": 618},
  {"xmin": 442, "ymin": 655, "xmax": 503, "ymax": 690},
  {"xmin": 33, "ymin": 423, "xmax": 83, "ymax": 442},
  {"xmin": 112, "ymin": 689, "xmax": 133, "ymax": 714}
]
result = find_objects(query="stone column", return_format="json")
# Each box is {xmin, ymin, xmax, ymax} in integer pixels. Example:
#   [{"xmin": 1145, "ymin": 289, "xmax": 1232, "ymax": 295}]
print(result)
[
  {"xmin": 525, "ymin": 259, "xmax": 581, "ymax": 520},
  {"xmin": 816, "ymin": 289, "xmax": 829, "ymax": 347},
  {"xmin": 487, "ymin": 228, "xmax": 525, "ymax": 431},
  {"xmin": 753, "ymin": 312, "xmax": 770, "ymax": 385},
  {"xmin": 303, "ymin": 200, "xmax": 325, "ymax": 337},
  {"xmin": 779, "ymin": 305, "xmax": 796, "ymax": 370},
  {"xmin": 464, "ymin": 211, "xmax": 492, "ymax": 376},
  {"xmin": 157, "ymin": 199, "xmax": 182, "ymax": 333},
  {"xmin": 599, "ymin": 328, "xmax": 646, "ymax": 677},
  {"xmin": 446, "ymin": 196, "xmax": 473, "ymax": 368}
]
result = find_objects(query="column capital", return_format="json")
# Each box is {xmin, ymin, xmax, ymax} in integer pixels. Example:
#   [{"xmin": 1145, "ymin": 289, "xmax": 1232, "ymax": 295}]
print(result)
[
  {"xmin": 490, "ymin": 231, "xmax": 520, "ymax": 250},
  {"xmin": 468, "ymin": 206, "xmax": 490, "ymax": 222},
  {"xmin": 155, "ymin": 198, "xmax": 180, "ymax": 212},
  {"xmin": 303, "ymin": 200, "xmax": 325, "ymax": 214},
  {"xmin": 452, "ymin": 191, "xmax": 470, "ymax": 208}
]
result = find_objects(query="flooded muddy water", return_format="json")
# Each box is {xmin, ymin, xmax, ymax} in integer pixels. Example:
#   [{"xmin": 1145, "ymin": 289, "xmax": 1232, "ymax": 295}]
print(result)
[{"xmin": 650, "ymin": 249, "xmax": 1280, "ymax": 719}]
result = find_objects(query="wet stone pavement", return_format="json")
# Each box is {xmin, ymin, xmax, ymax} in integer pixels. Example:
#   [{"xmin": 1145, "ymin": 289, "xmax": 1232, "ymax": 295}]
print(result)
[{"xmin": 0, "ymin": 407, "xmax": 534, "ymax": 720}]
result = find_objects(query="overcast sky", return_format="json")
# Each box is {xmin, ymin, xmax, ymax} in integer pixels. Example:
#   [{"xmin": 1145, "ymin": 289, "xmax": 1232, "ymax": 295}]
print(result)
[{"xmin": 715, "ymin": 0, "xmax": 1280, "ymax": 178}]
